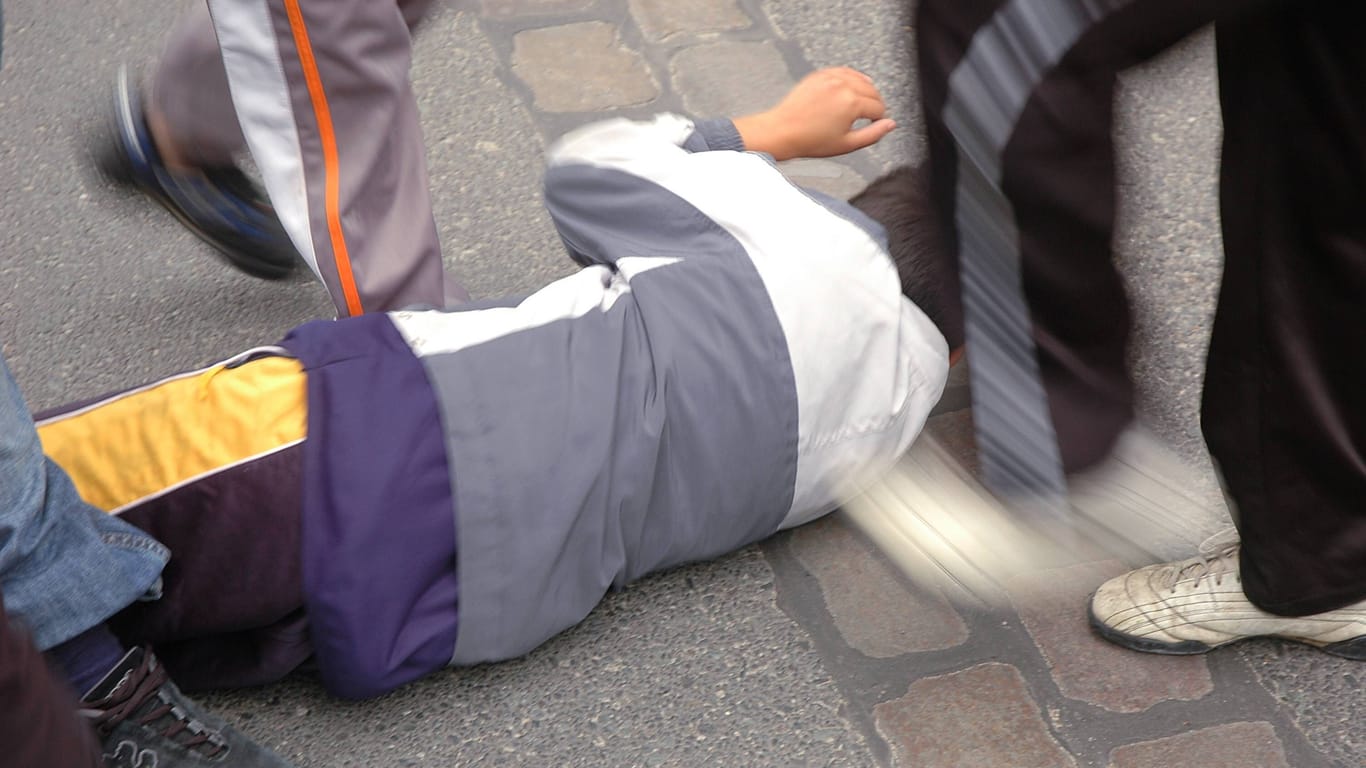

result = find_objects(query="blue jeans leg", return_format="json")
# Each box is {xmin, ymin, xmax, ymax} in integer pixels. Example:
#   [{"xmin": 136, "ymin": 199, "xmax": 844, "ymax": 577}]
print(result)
[{"xmin": 0, "ymin": 352, "xmax": 168, "ymax": 650}]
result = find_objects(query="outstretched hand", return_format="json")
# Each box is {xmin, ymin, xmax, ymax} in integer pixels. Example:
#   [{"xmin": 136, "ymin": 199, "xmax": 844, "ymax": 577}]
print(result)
[{"xmin": 733, "ymin": 68, "xmax": 896, "ymax": 161}]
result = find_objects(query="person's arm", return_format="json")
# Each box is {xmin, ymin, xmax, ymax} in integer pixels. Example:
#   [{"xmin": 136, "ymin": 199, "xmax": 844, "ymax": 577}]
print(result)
[{"xmin": 543, "ymin": 67, "xmax": 896, "ymax": 269}]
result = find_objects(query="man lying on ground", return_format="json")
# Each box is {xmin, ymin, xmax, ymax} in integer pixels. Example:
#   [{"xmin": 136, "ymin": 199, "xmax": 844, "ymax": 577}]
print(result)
[{"xmin": 34, "ymin": 68, "xmax": 963, "ymax": 700}]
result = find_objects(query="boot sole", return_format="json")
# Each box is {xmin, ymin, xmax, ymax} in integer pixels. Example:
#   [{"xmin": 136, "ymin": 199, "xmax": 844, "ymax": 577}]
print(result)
[
  {"xmin": 1087, "ymin": 596, "xmax": 1366, "ymax": 660},
  {"xmin": 1086, "ymin": 601, "xmax": 1213, "ymax": 655}
]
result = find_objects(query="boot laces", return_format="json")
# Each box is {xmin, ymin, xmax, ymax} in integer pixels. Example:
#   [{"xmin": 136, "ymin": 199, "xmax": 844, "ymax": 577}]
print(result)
[
  {"xmin": 1159, "ymin": 527, "xmax": 1241, "ymax": 592},
  {"xmin": 80, "ymin": 650, "xmax": 228, "ymax": 759}
]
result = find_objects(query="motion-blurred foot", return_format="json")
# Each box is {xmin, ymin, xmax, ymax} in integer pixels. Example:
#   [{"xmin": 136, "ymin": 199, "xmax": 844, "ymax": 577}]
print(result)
[{"xmin": 95, "ymin": 65, "xmax": 298, "ymax": 281}]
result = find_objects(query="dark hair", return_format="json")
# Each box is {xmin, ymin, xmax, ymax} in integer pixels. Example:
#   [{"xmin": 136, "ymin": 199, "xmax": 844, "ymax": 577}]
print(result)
[{"xmin": 848, "ymin": 164, "xmax": 964, "ymax": 349}]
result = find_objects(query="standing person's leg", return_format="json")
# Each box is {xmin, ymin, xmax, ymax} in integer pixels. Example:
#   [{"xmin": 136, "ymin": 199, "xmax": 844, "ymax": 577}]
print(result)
[
  {"xmin": 0, "ymin": 353, "xmax": 167, "ymax": 653},
  {"xmin": 1205, "ymin": 3, "xmax": 1366, "ymax": 615},
  {"xmin": 1083, "ymin": 2, "xmax": 1366, "ymax": 656},
  {"xmin": 204, "ymin": 0, "xmax": 460, "ymax": 316},
  {"xmin": 105, "ymin": 0, "xmax": 451, "ymax": 303}
]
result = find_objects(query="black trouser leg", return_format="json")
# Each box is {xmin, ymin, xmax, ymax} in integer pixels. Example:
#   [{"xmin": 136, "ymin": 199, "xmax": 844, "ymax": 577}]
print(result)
[{"xmin": 1206, "ymin": 3, "xmax": 1366, "ymax": 615}]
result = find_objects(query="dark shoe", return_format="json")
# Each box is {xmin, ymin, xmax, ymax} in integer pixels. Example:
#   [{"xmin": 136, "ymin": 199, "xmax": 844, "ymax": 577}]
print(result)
[
  {"xmin": 80, "ymin": 647, "xmax": 295, "ymax": 767},
  {"xmin": 95, "ymin": 65, "xmax": 298, "ymax": 280}
]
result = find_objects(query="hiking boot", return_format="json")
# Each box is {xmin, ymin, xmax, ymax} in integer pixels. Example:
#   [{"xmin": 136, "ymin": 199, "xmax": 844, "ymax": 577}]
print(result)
[
  {"xmin": 80, "ymin": 647, "xmax": 295, "ymax": 767},
  {"xmin": 1088, "ymin": 530, "xmax": 1366, "ymax": 658},
  {"xmin": 95, "ymin": 65, "xmax": 298, "ymax": 280}
]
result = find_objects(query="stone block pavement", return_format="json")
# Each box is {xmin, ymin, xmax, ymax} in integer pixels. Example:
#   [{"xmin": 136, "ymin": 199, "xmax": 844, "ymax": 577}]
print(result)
[
  {"xmin": 2, "ymin": 0, "xmax": 1361, "ymax": 765},
  {"xmin": 283, "ymin": 2, "xmax": 1361, "ymax": 764},
  {"xmin": 460, "ymin": 3, "xmax": 1357, "ymax": 765}
]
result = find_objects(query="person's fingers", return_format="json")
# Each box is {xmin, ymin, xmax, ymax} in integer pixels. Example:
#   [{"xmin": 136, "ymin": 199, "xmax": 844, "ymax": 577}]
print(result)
[
  {"xmin": 849, "ymin": 94, "xmax": 888, "ymax": 122},
  {"xmin": 838, "ymin": 72, "xmax": 883, "ymax": 102},
  {"xmin": 841, "ymin": 118, "xmax": 897, "ymax": 152}
]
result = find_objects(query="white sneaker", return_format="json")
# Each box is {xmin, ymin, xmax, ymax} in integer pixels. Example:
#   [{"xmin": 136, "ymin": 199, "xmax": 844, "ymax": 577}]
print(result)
[{"xmin": 1088, "ymin": 531, "xmax": 1366, "ymax": 658}]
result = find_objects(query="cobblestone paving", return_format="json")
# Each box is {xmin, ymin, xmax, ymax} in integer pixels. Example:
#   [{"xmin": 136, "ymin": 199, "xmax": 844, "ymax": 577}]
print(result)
[
  {"xmin": 10, "ymin": 0, "xmax": 1356, "ymax": 764},
  {"xmin": 439, "ymin": 2, "xmax": 1361, "ymax": 765},
  {"xmin": 275, "ymin": 1, "xmax": 1357, "ymax": 765}
]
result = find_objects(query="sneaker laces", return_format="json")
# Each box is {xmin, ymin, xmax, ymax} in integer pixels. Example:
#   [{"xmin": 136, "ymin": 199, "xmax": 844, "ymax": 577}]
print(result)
[
  {"xmin": 1157, "ymin": 527, "xmax": 1241, "ymax": 592},
  {"xmin": 79, "ymin": 650, "xmax": 228, "ymax": 759}
]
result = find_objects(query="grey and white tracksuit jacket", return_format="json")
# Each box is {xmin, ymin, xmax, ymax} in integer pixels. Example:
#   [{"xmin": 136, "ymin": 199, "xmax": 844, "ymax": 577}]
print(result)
[{"xmin": 283, "ymin": 114, "xmax": 948, "ymax": 697}]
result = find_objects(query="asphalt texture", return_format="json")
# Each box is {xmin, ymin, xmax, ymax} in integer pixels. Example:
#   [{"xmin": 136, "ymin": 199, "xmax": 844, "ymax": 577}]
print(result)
[{"xmin": 0, "ymin": 1, "xmax": 1361, "ymax": 766}]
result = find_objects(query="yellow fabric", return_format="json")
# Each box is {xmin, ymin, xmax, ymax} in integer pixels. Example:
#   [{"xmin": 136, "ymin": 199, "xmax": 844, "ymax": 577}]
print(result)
[{"xmin": 37, "ymin": 356, "xmax": 307, "ymax": 513}]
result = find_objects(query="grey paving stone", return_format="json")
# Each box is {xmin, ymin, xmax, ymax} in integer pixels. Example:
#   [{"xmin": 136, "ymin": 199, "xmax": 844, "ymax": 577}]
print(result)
[
  {"xmin": 930, "ymin": 359, "xmax": 972, "ymax": 416},
  {"xmin": 947, "ymin": 357, "xmax": 970, "ymax": 389},
  {"xmin": 925, "ymin": 408, "xmax": 978, "ymax": 475},
  {"xmin": 478, "ymin": 0, "xmax": 596, "ymax": 18},
  {"xmin": 761, "ymin": 0, "xmax": 921, "ymax": 172},
  {"xmin": 628, "ymin": 0, "xmax": 752, "ymax": 42},
  {"xmin": 1239, "ymin": 642, "xmax": 1366, "ymax": 768},
  {"xmin": 1113, "ymin": 31, "xmax": 1222, "ymax": 465},
  {"xmin": 790, "ymin": 515, "xmax": 968, "ymax": 657},
  {"xmin": 204, "ymin": 549, "xmax": 878, "ymax": 767},
  {"xmin": 671, "ymin": 40, "xmax": 794, "ymax": 119},
  {"xmin": 1007, "ymin": 561, "xmax": 1213, "ymax": 713},
  {"xmin": 778, "ymin": 158, "xmax": 868, "ymax": 200},
  {"xmin": 512, "ymin": 22, "xmax": 659, "ymax": 112},
  {"xmin": 1108, "ymin": 722, "xmax": 1290, "ymax": 768},
  {"xmin": 412, "ymin": 8, "xmax": 568, "ymax": 301},
  {"xmin": 874, "ymin": 663, "xmax": 1076, "ymax": 768}
]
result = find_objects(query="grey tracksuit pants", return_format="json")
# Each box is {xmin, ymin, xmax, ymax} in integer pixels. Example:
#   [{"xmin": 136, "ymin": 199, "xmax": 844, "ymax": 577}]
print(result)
[{"xmin": 151, "ymin": 0, "xmax": 465, "ymax": 316}]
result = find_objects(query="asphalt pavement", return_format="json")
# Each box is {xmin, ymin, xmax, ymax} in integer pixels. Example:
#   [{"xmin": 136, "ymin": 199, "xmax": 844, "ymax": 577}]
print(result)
[{"xmin": 0, "ymin": 1, "xmax": 1360, "ymax": 765}]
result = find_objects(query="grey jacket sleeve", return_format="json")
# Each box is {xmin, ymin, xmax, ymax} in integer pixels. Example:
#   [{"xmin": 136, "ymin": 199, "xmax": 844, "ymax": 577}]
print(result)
[
  {"xmin": 681, "ymin": 118, "xmax": 745, "ymax": 153},
  {"xmin": 542, "ymin": 114, "xmax": 748, "ymax": 269}
]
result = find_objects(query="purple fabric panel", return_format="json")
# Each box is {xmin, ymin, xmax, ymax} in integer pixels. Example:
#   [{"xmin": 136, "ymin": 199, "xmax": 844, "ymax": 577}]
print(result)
[
  {"xmin": 109, "ymin": 443, "xmax": 308, "ymax": 690},
  {"xmin": 282, "ymin": 316, "xmax": 458, "ymax": 700}
]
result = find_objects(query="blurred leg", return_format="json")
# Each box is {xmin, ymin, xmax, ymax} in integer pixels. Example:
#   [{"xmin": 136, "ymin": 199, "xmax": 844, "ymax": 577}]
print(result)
[
  {"xmin": 149, "ymin": 2, "xmax": 245, "ymax": 168},
  {"xmin": 205, "ymin": 0, "xmax": 458, "ymax": 315},
  {"xmin": 150, "ymin": 0, "xmax": 438, "ymax": 168},
  {"xmin": 916, "ymin": 0, "xmax": 1261, "ymax": 499}
]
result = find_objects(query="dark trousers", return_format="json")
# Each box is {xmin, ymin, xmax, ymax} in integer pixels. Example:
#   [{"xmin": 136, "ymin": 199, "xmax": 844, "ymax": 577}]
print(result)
[
  {"xmin": 108, "ymin": 443, "xmax": 309, "ymax": 692},
  {"xmin": 917, "ymin": 0, "xmax": 1366, "ymax": 615},
  {"xmin": 0, "ymin": 594, "xmax": 101, "ymax": 768}
]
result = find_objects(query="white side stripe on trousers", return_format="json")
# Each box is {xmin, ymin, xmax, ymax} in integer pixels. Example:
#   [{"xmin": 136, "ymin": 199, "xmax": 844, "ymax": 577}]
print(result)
[{"xmin": 206, "ymin": 0, "xmax": 320, "ymax": 278}]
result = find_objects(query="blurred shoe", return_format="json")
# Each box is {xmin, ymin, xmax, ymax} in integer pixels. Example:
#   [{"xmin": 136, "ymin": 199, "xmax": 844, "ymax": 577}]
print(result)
[
  {"xmin": 95, "ymin": 66, "xmax": 297, "ymax": 280},
  {"xmin": 1089, "ymin": 531, "xmax": 1366, "ymax": 658},
  {"xmin": 81, "ymin": 647, "xmax": 295, "ymax": 767}
]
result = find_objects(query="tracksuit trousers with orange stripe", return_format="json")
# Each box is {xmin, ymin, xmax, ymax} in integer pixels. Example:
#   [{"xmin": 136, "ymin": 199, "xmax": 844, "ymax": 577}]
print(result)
[
  {"xmin": 151, "ymin": 0, "xmax": 466, "ymax": 317},
  {"xmin": 918, "ymin": 0, "xmax": 1366, "ymax": 616}
]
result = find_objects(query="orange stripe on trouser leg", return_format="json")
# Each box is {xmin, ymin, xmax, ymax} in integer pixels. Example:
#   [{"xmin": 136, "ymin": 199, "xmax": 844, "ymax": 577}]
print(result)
[{"xmin": 282, "ymin": 0, "xmax": 365, "ymax": 317}]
